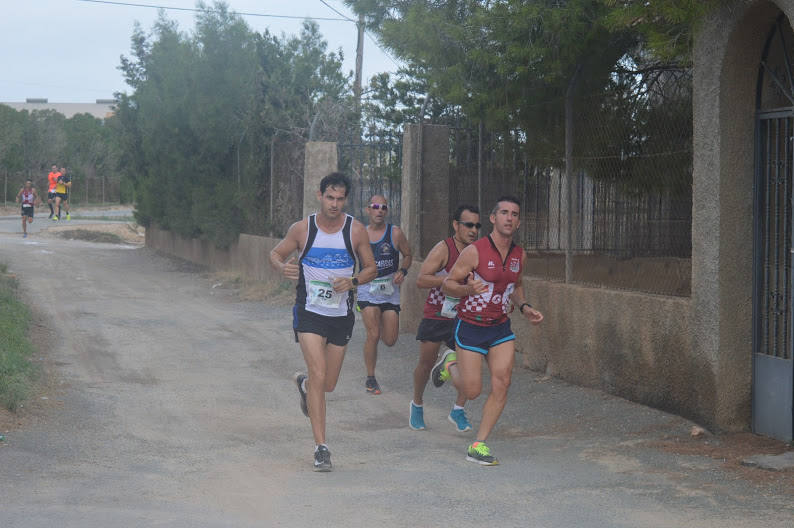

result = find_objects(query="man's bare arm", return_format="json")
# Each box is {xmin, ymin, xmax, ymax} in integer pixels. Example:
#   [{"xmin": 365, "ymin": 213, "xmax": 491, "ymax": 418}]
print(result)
[
  {"xmin": 441, "ymin": 245, "xmax": 487, "ymax": 298},
  {"xmin": 392, "ymin": 226, "xmax": 412, "ymax": 285},
  {"xmin": 269, "ymin": 221, "xmax": 304, "ymax": 280},
  {"xmin": 416, "ymin": 240, "xmax": 449, "ymax": 289},
  {"xmin": 354, "ymin": 221, "xmax": 377, "ymax": 285}
]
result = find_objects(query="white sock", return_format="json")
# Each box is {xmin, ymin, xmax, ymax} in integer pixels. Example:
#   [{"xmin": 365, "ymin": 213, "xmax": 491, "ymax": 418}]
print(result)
[
  {"xmin": 411, "ymin": 400, "xmax": 422, "ymax": 407},
  {"xmin": 315, "ymin": 443, "xmax": 328, "ymax": 452},
  {"xmin": 453, "ymin": 404, "xmax": 464, "ymax": 411},
  {"xmin": 301, "ymin": 378, "xmax": 307, "ymax": 392}
]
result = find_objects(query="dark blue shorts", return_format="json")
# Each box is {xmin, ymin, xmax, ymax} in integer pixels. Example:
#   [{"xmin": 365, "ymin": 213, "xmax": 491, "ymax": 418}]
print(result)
[{"xmin": 454, "ymin": 318, "xmax": 515, "ymax": 355}]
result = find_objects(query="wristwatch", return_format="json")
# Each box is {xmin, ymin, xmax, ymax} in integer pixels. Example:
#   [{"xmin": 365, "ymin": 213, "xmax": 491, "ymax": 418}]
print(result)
[
  {"xmin": 519, "ymin": 302, "xmax": 532, "ymax": 314},
  {"xmin": 399, "ymin": 268, "xmax": 409, "ymax": 276},
  {"xmin": 352, "ymin": 277, "xmax": 359, "ymax": 286}
]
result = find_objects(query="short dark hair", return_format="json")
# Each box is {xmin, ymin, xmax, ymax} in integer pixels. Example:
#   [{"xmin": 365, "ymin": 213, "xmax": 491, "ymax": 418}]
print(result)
[
  {"xmin": 491, "ymin": 195, "xmax": 521, "ymax": 215},
  {"xmin": 320, "ymin": 172, "xmax": 351, "ymax": 197},
  {"xmin": 453, "ymin": 204, "xmax": 479, "ymax": 221}
]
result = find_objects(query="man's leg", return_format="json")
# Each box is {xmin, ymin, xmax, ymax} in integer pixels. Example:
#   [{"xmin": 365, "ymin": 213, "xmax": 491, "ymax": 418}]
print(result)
[
  {"xmin": 298, "ymin": 333, "xmax": 346, "ymax": 445},
  {"xmin": 456, "ymin": 346, "xmax": 485, "ymax": 402},
  {"xmin": 413, "ymin": 340, "xmax": 442, "ymax": 405},
  {"xmin": 48, "ymin": 196, "xmax": 53, "ymax": 217},
  {"xmin": 54, "ymin": 196, "xmax": 61, "ymax": 218},
  {"xmin": 21, "ymin": 214, "xmax": 26, "ymax": 234},
  {"xmin": 361, "ymin": 306, "xmax": 382, "ymax": 377},
  {"xmin": 379, "ymin": 309, "xmax": 399, "ymax": 347},
  {"xmin": 474, "ymin": 341, "xmax": 515, "ymax": 443}
]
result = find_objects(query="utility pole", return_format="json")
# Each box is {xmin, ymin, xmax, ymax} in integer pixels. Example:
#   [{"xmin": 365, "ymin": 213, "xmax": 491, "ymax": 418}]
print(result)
[{"xmin": 354, "ymin": 12, "xmax": 365, "ymax": 142}]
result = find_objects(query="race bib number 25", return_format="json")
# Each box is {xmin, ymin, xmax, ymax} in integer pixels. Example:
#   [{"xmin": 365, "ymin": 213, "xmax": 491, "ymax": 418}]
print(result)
[{"xmin": 308, "ymin": 280, "xmax": 342, "ymax": 308}]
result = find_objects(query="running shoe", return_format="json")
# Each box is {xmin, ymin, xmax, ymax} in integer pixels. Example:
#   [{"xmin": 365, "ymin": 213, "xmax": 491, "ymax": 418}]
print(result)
[
  {"xmin": 365, "ymin": 376, "xmax": 382, "ymax": 395},
  {"xmin": 448, "ymin": 408, "xmax": 472, "ymax": 433},
  {"xmin": 431, "ymin": 349, "xmax": 456, "ymax": 387},
  {"xmin": 48, "ymin": 213, "xmax": 53, "ymax": 219},
  {"xmin": 314, "ymin": 445, "xmax": 332, "ymax": 472},
  {"xmin": 22, "ymin": 233, "xmax": 27, "ymax": 238},
  {"xmin": 65, "ymin": 213, "xmax": 71, "ymax": 220},
  {"xmin": 293, "ymin": 372, "xmax": 309, "ymax": 417},
  {"xmin": 467, "ymin": 441, "xmax": 499, "ymax": 466},
  {"xmin": 52, "ymin": 215, "xmax": 58, "ymax": 221},
  {"xmin": 409, "ymin": 401, "xmax": 426, "ymax": 431}
]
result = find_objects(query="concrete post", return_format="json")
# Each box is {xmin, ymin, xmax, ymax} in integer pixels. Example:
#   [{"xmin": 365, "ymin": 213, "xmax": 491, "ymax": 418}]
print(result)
[
  {"xmin": 400, "ymin": 123, "xmax": 451, "ymax": 333},
  {"xmin": 303, "ymin": 142, "xmax": 338, "ymax": 219},
  {"xmin": 401, "ymin": 123, "xmax": 451, "ymax": 259}
]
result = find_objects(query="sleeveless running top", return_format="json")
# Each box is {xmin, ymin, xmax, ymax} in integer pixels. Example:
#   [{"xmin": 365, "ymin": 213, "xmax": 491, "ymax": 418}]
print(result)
[
  {"xmin": 356, "ymin": 224, "xmax": 401, "ymax": 305},
  {"xmin": 457, "ymin": 236, "xmax": 524, "ymax": 326},
  {"xmin": 21, "ymin": 189, "xmax": 35, "ymax": 207},
  {"xmin": 296, "ymin": 214, "xmax": 356, "ymax": 317},
  {"xmin": 55, "ymin": 174, "xmax": 70, "ymax": 194},
  {"xmin": 423, "ymin": 237, "xmax": 461, "ymax": 320}
]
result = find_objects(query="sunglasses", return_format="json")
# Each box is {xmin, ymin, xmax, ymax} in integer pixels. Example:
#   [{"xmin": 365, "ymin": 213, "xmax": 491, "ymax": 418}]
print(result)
[
  {"xmin": 459, "ymin": 221, "xmax": 482, "ymax": 229},
  {"xmin": 369, "ymin": 204, "xmax": 388, "ymax": 210}
]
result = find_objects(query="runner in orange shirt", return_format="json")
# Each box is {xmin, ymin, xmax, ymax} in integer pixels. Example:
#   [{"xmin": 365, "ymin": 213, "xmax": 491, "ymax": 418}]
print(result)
[{"xmin": 46, "ymin": 165, "xmax": 60, "ymax": 219}]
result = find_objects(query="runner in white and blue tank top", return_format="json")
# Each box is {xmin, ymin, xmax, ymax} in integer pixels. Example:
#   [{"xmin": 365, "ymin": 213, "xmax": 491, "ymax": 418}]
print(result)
[
  {"xmin": 356, "ymin": 195, "xmax": 413, "ymax": 395},
  {"xmin": 270, "ymin": 173, "xmax": 377, "ymax": 472}
]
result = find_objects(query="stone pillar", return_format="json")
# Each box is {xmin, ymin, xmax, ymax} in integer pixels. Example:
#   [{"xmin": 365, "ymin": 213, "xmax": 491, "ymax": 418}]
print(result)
[
  {"xmin": 401, "ymin": 123, "xmax": 451, "ymax": 259},
  {"xmin": 303, "ymin": 142, "xmax": 338, "ymax": 219},
  {"xmin": 400, "ymin": 123, "xmax": 451, "ymax": 332}
]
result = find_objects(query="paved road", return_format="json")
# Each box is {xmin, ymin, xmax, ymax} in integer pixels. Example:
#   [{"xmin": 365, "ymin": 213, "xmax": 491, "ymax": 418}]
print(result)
[
  {"xmin": 0, "ymin": 231, "xmax": 791, "ymax": 527},
  {"xmin": 0, "ymin": 207, "xmax": 134, "ymax": 236}
]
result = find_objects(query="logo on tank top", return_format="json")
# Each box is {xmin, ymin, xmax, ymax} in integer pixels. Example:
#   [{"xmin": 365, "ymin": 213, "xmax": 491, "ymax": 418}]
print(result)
[{"xmin": 509, "ymin": 257, "xmax": 520, "ymax": 273}]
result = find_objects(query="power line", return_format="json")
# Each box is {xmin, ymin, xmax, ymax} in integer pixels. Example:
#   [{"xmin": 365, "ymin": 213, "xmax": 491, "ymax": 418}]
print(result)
[
  {"xmin": 315, "ymin": 0, "xmax": 402, "ymax": 68},
  {"xmin": 75, "ymin": 0, "xmax": 350, "ymax": 22}
]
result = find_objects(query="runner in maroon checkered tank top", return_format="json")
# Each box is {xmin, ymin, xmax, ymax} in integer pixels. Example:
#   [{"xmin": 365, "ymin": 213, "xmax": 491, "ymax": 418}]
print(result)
[
  {"xmin": 440, "ymin": 196, "xmax": 544, "ymax": 465},
  {"xmin": 410, "ymin": 205, "xmax": 481, "ymax": 432}
]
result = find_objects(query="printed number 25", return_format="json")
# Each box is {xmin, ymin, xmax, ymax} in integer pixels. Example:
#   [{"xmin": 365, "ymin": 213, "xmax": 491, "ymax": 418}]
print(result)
[{"xmin": 318, "ymin": 289, "xmax": 333, "ymax": 299}]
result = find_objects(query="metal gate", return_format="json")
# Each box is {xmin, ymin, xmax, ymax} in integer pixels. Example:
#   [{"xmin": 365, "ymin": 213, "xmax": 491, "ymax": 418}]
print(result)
[
  {"xmin": 753, "ymin": 16, "xmax": 794, "ymax": 442},
  {"xmin": 754, "ymin": 112, "xmax": 794, "ymax": 442}
]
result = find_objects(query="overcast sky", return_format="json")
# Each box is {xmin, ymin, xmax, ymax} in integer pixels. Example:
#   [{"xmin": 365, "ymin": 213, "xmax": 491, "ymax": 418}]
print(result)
[{"xmin": 0, "ymin": 0, "xmax": 399, "ymax": 102}]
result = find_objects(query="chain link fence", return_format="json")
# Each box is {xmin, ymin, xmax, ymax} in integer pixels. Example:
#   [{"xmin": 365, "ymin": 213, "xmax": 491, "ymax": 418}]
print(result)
[
  {"xmin": 448, "ymin": 70, "xmax": 693, "ymax": 296},
  {"xmin": 338, "ymin": 131, "xmax": 403, "ymax": 226}
]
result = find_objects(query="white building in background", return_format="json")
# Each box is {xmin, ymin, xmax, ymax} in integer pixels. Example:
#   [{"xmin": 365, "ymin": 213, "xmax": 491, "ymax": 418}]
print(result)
[{"xmin": 0, "ymin": 98, "xmax": 116, "ymax": 119}]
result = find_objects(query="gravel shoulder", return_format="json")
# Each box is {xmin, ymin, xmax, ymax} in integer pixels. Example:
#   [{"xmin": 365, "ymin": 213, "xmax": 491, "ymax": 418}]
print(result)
[{"xmin": 0, "ymin": 231, "xmax": 791, "ymax": 527}]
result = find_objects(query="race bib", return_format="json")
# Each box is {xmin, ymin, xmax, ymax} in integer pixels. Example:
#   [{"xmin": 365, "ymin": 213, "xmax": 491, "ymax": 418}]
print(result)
[
  {"xmin": 369, "ymin": 278, "xmax": 395, "ymax": 297},
  {"xmin": 308, "ymin": 280, "xmax": 343, "ymax": 308},
  {"xmin": 440, "ymin": 296, "xmax": 460, "ymax": 318},
  {"xmin": 22, "ymin": 203, "xmax": 32, "ymax": 208}
]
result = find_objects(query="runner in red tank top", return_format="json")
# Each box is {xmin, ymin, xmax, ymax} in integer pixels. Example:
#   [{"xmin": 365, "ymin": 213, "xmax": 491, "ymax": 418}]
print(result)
[
  {"xmin": 410, "ymin": 204, "xmax": 481, "ymax": 432},
  {"xmin": 441, "ymin": 196, "xmax": 544, "ymax": 465},
  {"xmin": 15, "ymin": 179, "xmax": 39, "ymax": 238}
]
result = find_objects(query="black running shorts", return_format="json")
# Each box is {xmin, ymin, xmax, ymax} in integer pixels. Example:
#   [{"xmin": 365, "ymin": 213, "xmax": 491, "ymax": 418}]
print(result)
[
  {"xmin": 416, "ymin": 317, "xmax": 456, "ymax": 350},
  {"xmin": 293, "ymin": 305, "xmax": 355, "ymax": 347},
  {"xmin": 21, "ymin": 206, "xmax": 34, "ymax": 218},
  {"xmin": 356, "ymin": 301, "xmax": 401, "ymax": 313}
]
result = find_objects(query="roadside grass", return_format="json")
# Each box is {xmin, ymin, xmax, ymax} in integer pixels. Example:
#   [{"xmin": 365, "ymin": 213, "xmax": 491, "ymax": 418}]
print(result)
[{"xmin": 0, "ymin": 264, "xmax": 39, "ymax": 412}]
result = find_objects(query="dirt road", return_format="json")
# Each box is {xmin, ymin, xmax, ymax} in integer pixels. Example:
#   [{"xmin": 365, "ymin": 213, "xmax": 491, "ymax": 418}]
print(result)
[{"xmin": 0, "ymin": 230, "xmax": 791, "ymax": 527}]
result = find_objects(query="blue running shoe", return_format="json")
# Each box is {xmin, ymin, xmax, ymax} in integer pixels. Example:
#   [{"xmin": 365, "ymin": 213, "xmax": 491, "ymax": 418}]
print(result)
[
  {"xmin": 409, "ymin": 401, "xmax": 426, "ymax": 430},
  {"xmin": 448, "ymin": 408, "xmax": 472, "ymax": 433}
]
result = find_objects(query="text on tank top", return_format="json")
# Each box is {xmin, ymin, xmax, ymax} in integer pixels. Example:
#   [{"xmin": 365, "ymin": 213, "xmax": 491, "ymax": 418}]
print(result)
[
  {"xmin": 357, "ymin": 224, "xmax": 401, "ymax": 304},
  {"xmin": 296, "ymin": 214, "xmax": 356, "ymax": 317},
  {"xmin": 457, "ymin": 236, "xmax": 523, "ymax": 325}
]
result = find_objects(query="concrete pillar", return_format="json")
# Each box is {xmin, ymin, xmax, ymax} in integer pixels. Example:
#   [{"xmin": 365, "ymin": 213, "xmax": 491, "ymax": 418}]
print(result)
[
  {"xmin": 400, "ymin": 123, "xmax": 451, "ymax": 333},
  {"xmin": 303, "ymin": 142, "xmax": 338, "ymax": 219},
  {"xmin": 401, "ymin": 123, "xmax": 451, "ymax": 259}
]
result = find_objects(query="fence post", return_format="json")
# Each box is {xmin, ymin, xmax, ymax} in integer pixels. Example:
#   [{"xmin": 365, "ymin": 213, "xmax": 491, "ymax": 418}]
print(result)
[{"xmin": 564, "ymin": 66, "xmax": 581, "ymax": 283}]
